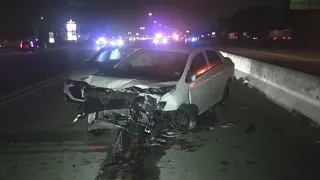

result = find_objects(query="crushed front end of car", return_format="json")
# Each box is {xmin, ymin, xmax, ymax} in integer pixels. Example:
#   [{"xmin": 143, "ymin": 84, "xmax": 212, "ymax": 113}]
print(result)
[{"xmin": 75, "ymin": 75, "xmax": 198, "ymax": 146}]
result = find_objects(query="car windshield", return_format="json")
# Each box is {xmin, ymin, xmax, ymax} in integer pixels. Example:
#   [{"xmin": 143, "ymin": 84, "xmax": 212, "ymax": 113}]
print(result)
[
  {"xmin": 90, "ymin": 48, "xmax": 134, "ymax": 63},
  {"xmin": 115, "ymin": 49, "xmax": 188, "ymax": 81}
]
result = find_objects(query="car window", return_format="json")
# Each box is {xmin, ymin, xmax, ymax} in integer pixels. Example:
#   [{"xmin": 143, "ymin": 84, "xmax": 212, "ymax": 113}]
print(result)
[
  {"xmin": 91, "ymin": 49, "xmax": 122, "ymax": 63},
  {"xmin": 189, "ymin": 53, "xmax": 208, "ymax": 76},
  {"xmin": 115, "ymin": 50, "xmax": 188, "ymax": 81},
  {"xmin": 95, "ymin": 50, "xmax": 111, "ymax": 62},
  {"xmin": 109, "ymin": 49, "xmax": 122, "ymax": 60},
  {"xmin": 130, "ymin": 53, "xmax": 155, "ymax": 67},
  {"xmin": 205, "ymin": 50, "xmax": 222, "ymax": 68}
]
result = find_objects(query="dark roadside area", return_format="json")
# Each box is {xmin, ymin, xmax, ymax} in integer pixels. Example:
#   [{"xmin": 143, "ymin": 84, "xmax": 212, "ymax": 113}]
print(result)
[{"xmin": 0, "ymin": 44, "xmax": 96, "ymax": 97}]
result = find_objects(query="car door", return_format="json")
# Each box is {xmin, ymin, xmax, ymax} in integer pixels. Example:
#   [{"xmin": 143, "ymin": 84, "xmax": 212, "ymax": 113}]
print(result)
[
  {"xmin": 204, "ymin": 50, "xmax": 225, "ymax": 105},
  {"xmin": 187, "ymin": 52, "xmax": 213, "ymax": 114}
]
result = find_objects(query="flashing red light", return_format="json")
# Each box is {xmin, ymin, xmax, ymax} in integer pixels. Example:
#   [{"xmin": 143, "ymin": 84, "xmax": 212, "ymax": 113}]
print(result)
[
  {"xmin": 20, "ymin": 41, "xmax": 23, "ymax": 48},
  {"xmin": 30, "ymin": 41, "xmax": 34, "ymax": 48}
]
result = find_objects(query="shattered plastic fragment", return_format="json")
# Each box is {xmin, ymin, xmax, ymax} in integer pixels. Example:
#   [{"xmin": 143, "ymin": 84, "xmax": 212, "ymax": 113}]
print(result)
[
  {"xmin": 220, "ymin": 122, "xmax": 236, "ymax": 128},
  {"xmin": 73, "ymin": 114, "xmax": 83, "ymax": 122}
]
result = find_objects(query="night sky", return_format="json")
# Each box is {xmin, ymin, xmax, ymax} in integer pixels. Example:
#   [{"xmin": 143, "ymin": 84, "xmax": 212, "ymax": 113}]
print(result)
[{"xmin": 0, "ymin": 0, "xmax": 286, "ymax": 37}]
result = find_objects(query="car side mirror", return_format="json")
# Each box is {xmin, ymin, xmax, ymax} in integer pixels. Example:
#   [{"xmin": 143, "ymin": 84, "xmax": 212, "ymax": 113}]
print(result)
[
  {"xmin": 190, "ymin": 74, "xmax": 196, "ymax": 82},
  {"xmin": 186, "ymin": 72, "xmax": 197, "ymax": 83}
]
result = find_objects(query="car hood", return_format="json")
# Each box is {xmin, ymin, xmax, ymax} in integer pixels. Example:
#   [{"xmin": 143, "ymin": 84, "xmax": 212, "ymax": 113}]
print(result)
[
  {"xmin": 83, "ymin": 75, "xmax": 178, "ymax": 90},
  {"xmin": 67, "ymin": 67, "xmax": 99, "ymax": 81}
]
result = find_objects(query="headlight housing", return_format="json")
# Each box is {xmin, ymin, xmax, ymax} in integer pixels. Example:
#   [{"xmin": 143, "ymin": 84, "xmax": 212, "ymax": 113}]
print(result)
[{"xmin": 147, "ymin": 85, "xmax": 176, "ymax": 96}]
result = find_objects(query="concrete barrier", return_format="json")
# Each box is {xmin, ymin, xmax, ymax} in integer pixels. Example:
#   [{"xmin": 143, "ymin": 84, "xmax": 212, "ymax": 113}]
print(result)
[{"xmin": 220, "ymin": 51, "xmax": 320, "ymax": 123}]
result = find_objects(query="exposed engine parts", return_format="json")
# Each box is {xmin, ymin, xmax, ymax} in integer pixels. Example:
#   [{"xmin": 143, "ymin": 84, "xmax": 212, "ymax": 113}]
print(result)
[{"xmin": 76, "ymin": 85, "xmax": 198, "ymax": 145}]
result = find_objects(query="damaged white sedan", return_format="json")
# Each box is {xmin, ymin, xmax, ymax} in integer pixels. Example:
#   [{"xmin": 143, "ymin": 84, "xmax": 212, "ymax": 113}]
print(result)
[{"xmin": 76, "ymin": 46, "xmax": 234, "ymax": 141}]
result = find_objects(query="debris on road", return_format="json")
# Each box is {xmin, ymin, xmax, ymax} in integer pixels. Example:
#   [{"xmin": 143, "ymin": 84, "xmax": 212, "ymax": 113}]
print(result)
[
  {"xmin": 220, "ymin": 122, "xmax": 236, "ymax": 128},
  {"xmin": 95, "ymin": 130, "xmax": 143, "ymax": 180}
]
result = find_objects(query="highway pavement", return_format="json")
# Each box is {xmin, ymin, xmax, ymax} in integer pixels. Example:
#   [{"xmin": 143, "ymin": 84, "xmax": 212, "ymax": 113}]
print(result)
[
  {"xmin": 0, "ymin": 43, "xmax": 319, "ymax": 180},
  {"xmin": 0, "ymin": 45, "xmax": 96, "ymax": 96},
  {"xmin": 0, "ymin": 78, "xmax": 319, "ymax": 180}
]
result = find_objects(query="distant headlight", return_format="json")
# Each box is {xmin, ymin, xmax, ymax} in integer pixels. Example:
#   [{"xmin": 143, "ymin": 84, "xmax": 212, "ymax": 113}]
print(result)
[
  {"xmin": 117, "ymin": 39, "xmax": 124, "ymax": 46},
  {"xmin": 162, "ymin": 38, "xmax": 168, "ymax": 44},
  {"xmin": 153, "ymin": 39, "xmax": 159, "ymax": 44},
  {"xmin": 110, "ymin": 41, "xmax": 116, "ymax": 46}
]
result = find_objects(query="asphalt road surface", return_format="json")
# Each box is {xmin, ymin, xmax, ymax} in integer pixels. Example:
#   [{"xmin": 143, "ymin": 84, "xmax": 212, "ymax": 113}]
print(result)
[
  {"xmin": 0, "ymin": 42, "xmax": 319, "ymax": 180},
  {"xmin": 0, "ymin": 77, "xmax": 319, "ymax": 180},
  {"xmin": 0, "ymin": 45, "xmax": 96, "ymax": 96}
]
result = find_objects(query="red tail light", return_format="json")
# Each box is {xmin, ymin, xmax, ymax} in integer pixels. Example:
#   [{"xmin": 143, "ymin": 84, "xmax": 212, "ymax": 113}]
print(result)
[{"xmin": 20, "ymin": 41, "xmax": 23, "ymax": 48}]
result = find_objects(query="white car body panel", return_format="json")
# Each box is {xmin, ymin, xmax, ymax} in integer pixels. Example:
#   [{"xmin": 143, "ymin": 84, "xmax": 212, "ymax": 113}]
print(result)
[
  {"xmin": 83, "ymin": 75, "xmax": 178, "ymax": 90},
  {"xmin": 83, "ymin": 47, "xmax": 234, "ymax": 115}
]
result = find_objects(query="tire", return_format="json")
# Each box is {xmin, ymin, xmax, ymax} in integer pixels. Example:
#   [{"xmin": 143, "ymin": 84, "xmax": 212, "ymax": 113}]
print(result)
[
  {"xmin": 220, "ymin": 79, "xmax": 232, "ymax": 107},
  {"xmin": 178, "ymin": 104, "xmax": 198, "ymax": 130}
]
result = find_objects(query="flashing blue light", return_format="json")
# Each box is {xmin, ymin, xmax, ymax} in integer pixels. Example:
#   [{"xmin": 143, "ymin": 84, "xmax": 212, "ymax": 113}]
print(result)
[{"xmin": 191, "ymin": 37, "xmax": 197, "ymax": 42}]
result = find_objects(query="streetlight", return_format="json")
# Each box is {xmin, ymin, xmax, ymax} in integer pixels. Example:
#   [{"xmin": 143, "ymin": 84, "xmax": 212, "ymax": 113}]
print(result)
[
  {"xmin": 40, "ymin": 16, "xmax": 44, "ymax": 20},
  {"xmin": 148, "ymin": 12, "xmax": 152, "ymax": 17},
  {"xmin": 153, "ymin": 20, "xmax": 157, "ymax": 23}
]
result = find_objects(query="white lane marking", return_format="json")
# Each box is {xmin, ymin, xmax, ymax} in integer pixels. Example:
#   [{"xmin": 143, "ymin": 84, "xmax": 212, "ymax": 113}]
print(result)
[{"xmin": 0, "ymin": 73, "xmax": 68, "ymax": 106}]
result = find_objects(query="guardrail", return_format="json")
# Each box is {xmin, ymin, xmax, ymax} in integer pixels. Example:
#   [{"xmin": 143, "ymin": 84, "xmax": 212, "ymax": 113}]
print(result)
[{"xmin": 220, "ymin": 51, "xmax": 320, "ymax": 124}]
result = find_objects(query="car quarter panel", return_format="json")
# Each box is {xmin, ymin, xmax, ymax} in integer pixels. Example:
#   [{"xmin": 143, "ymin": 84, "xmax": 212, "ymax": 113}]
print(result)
[
  {"xmin": 203, "ymin": 49, "xmax": 229, "ymax": 105},
  {"xmin": 184, "ymin": 50, "xmax": 214, "ymax": 114}
]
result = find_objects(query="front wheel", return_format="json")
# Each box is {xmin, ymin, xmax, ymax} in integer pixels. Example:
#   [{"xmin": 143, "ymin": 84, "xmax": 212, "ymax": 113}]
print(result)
[
  {"xmin": 177, "ymin": 105, "xmax": 198, "ymax": 130},
  {"xmin": 86, "ymin": 112, "xmax": 105, "ymax": 136},
  {"xmin": 220, "ymin": 79, "xmax": 232, "ymax": 107}
]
